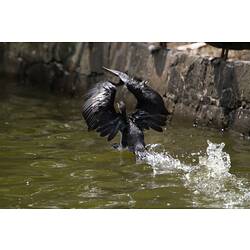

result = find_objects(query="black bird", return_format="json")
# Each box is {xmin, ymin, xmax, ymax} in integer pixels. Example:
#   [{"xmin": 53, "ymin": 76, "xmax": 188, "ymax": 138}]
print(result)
[
  {"xmin": 206, "ymin": 42, "xmax": 250, "ymax": 60},
  {"xmin": 82, "ymin": 67, "xmax": 169, "ymax": 155}
]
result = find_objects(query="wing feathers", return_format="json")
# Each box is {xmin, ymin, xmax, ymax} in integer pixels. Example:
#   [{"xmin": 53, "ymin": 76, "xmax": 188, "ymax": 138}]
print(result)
[
  {"xmin": 82, "ymin": 81, "xmax": 125, "ymax": 141},
  {"xmin": 130, "ymin": 110, "xmax": 166, "ymax": 132}
]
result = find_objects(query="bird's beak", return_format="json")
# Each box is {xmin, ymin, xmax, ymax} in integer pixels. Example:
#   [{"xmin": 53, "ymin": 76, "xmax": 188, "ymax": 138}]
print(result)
[
  {"xmin": 102, "ymin": 66, "xmax": 120, "ymax": 77},
  {"xmin": 102, "ymin": 66, "xmax": 130, "ymax": 85},
  {"xmin": 103, "ymin": 67, "xmax": 124, "ymax": 86}
]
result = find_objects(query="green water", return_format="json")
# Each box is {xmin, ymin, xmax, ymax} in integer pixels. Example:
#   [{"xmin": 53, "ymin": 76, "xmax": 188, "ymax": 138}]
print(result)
[{"xmin": 1, "ymin": 79, "xmax": 250, "ymax": 208}]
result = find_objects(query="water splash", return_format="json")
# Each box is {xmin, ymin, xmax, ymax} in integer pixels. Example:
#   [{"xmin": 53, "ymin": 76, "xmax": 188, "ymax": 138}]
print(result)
[
  {"xmin": 136, "ymin": 144, "xmax": 192, "ymax": 175},
  {"xmin": 137, "ymin": 140, "xmax": 250, "ymax": 208},
  {"xmin": 198, "ymin": 140, "xmax": 231, "ymax": 175}
]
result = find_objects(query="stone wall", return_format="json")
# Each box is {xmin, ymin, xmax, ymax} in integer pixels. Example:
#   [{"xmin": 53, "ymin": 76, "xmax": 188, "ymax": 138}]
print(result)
[{"xmin": 0, "ymin": 42, "xmax": 250, "ymax": 136}]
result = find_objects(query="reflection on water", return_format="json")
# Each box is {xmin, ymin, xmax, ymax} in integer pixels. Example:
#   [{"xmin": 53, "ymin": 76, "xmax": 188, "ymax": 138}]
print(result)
[{"xmin": 0, "ymin": 79, "xmax": 250, "ymax": 208}]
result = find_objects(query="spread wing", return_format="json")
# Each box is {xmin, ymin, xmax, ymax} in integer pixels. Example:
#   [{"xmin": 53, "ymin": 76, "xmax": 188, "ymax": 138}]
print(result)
[
  {"xmin": 130, "ymin": 109, "xmax": 167, "ymax": 132},
  {"xmin": 128, "ymin": 80, "xmax": 168, "ymax": 131},
  {"xmin": 102, "ymin": 67, "xmax": 169, "ymax": 132},
  {"xmin": 82, "ymin": 81, "xmax": 125, "ymax": 141}
]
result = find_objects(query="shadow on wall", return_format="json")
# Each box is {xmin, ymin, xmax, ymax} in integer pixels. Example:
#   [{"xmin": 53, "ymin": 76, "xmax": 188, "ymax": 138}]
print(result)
[
  {"xmin": 152, "ymin": 48, "xmax": 169, "ymax": 77},
  {"xmin": 213, "ymin": 59, "xmax": 240, "ymax": 127},
  {"xmin": 16, "ymin": 43, "xmax": 84, "ymax": 96}
]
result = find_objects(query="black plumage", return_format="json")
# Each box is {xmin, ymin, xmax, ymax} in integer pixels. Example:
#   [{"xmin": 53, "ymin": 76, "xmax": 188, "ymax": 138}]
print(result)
[
  {"xmin": 82, "ymin": 68, "xmax": 169, "ymax": 154},
  {"xmin": 206, "ymin": 42, "xmax": 250, "ymax": 60},
  {"xmin": 102, "ymin": 67, "xmax": 168, "ymax": 116},
  {"xmin": 82, "ymin": 81, "xmax": 125, "ymax": 141}
]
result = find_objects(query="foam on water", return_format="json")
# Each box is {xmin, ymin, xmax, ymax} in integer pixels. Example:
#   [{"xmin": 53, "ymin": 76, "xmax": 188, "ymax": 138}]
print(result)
[{"xmin": 136, "ymin": 140, "xmax": 250, "ymax": 208}]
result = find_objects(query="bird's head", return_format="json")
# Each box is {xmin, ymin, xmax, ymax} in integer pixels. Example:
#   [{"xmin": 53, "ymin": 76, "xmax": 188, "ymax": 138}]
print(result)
[{"xmin": 103, "ymin": 67, "xmax": 131, "ymax": 85}]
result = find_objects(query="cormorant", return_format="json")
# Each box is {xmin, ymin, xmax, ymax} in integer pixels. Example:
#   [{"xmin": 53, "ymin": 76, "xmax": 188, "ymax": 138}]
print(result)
[
  {"xmin": 82, "ymin": 67, "xmax": 169, "ymax": 155},
  {"xmin": 206, "ymin": 42, "xmax": 250, "ymax": 60}
]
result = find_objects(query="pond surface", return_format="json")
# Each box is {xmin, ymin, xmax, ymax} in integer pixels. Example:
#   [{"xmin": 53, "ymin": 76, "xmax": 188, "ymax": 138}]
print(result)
[{"xmin": 1, "ymin": 79, "xmax": 250, "ymax": 208}]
